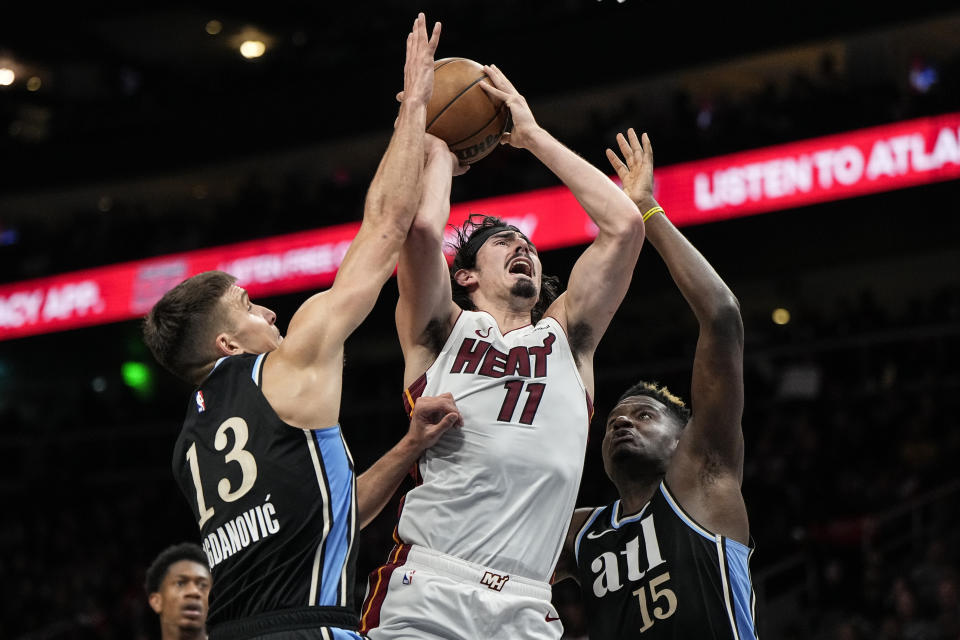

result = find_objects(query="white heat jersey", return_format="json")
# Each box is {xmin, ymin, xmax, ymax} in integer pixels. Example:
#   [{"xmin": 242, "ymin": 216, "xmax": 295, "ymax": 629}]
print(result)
[{"xmin": 397, "ymin": 310, "xmax": 592, "ymax": 582}]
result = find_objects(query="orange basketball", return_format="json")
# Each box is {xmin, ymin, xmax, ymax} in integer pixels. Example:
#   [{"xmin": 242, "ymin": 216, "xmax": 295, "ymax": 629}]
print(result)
[{"xmin": 426, "ymin": 58, "xmax": 509, "ymax": 165}]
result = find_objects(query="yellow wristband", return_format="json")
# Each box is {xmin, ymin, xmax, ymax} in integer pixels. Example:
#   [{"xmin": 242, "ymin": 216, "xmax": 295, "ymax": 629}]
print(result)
[{"xmin": 642, "ymin": 205, "xmax": 664, "ymax": 222}]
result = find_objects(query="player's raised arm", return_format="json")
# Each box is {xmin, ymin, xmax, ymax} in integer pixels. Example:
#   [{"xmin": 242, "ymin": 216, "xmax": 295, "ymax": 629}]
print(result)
[
  {"xmin": 562, "ymin": 131, "xmax": 755, "ymax": 640},
  {"xmin": 480, "ymin": 66, "xmax": 645, "ymax": 379},
  {"xmin": 635, "ymin": 197, "xmax": 747, "ymax": 543},
  {"xmin": 395, "ymin": 134, "xmax": 466, "ymax": 384},
  {"xmin": 277, "ymin": 14, "xmax": 440, "ymax": 370},
  {"xmin": 257, "ymin": 15, "xmax": 439, "ymax": 429}
]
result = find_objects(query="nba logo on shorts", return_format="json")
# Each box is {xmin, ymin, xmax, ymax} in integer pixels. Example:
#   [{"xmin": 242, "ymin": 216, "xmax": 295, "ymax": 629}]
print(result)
[
  {"xmin": 402, "ymin": 570, "xmax": 416, "ymax": 585},
  {"xmin": 196, "ymin": 391, "xmax": 206, "ymax": 413}
]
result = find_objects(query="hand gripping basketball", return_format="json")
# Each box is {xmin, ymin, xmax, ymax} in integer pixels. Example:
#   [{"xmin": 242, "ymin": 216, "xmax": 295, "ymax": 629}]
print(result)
[{"xmin": 425, "ymin": 58, "xmax": 510, "ymax": 165}]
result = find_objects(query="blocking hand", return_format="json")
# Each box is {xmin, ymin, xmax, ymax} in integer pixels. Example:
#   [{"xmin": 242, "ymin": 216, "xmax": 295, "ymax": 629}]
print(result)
[
  {"xmin": 408, "ymin": 393, "xmax": 463, "ymax": 450},
  {"xmin": 606, "ymin": 129, "xmax": 656, "ymax": 209}
]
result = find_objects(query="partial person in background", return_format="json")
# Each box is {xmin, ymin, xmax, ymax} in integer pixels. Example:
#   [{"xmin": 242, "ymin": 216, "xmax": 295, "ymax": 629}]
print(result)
[
  {"xmin": 141, "ymin": 14, "xmax": 461, "ymax": 640},
  {"xmin": 554, "ymin": 128, "xmax": 758, "ymax": 639},
  {"xmin": 360, "ymin": 65, "xmax": 646, "ymax": 640},
  {"xmin": 145, "ymin": 542, "xmax": 211, "ymax": 640}
]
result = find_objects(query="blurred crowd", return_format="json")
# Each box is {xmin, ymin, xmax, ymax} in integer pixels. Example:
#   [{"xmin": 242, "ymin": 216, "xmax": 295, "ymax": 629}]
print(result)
[{"xmin": 1, "ymin": 24, "xmax": 959, "ymax": 640}]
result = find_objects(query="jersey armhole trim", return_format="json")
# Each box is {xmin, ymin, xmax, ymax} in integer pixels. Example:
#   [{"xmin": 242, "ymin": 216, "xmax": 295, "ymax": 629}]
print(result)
[
  {"xmin": 660, "ymin": 482, "xmax": 754, "ymax": 551},
  {"xmin": 660, "ymin": 481, "xmax": 719, "ymax": 542},
  {"xmin": 539, "ymin": 314, "xmax": 590, "ymax": 398},
  {"xmin": 402, "ymin": 373, "xmax": 428, "ymax": 417},
  {"xmin": 573, "ymin": 506, "xmax": 606, "ymax": 565}
]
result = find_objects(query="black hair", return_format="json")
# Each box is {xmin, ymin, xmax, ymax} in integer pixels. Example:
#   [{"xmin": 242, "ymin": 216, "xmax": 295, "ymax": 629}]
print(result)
[
  {"xmin": 448, "ymin": 213, "xmax": 560, "ymax": 323},
  {"xmin": 615, "ymin": 380, "xmax": 691, "ymax": 428},
  {"xmin": 144, "ymin": 542, "xmax": 209, "ymax": 595}
]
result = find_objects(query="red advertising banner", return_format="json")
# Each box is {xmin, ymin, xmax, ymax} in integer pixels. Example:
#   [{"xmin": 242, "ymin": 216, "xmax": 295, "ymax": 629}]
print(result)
[
  {"xmin": 0, "ymin": 225, "xmax": 359, "ymax": 341},
  {"xmin": 657, "ymin": 111, "xmax": 960, "ymax": 226},
  {"xmin": 2, "ymin": 112, "xmax": 959, "ymax": 341}
]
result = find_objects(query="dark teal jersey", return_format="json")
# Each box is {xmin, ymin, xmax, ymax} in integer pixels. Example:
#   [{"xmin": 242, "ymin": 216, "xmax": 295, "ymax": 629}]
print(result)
[
  {"xmin": 574, "ymin": 482, "xmax": 758, "ymax": 640},
  {"xmin": 173, "ymin": 353, "xmax": 359, "ymax": 631}
]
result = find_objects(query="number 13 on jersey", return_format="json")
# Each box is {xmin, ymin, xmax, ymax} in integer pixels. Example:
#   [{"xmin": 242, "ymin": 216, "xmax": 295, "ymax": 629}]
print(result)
[{"xmin": 185, "ymin": 417, "xmax": 259, "ymax": 527}]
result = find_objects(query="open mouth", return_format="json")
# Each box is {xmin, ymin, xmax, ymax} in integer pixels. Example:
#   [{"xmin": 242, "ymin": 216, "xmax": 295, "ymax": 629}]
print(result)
[{"xmin": 508, "ymin": 258, "xmax": 533, "ymax": 277}]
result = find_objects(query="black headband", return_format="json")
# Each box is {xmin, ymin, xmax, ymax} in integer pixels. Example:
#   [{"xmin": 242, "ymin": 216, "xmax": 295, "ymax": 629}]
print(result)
[{"xmin": 459, "ymin": 224, "xmax": 526, "ymax": 263}]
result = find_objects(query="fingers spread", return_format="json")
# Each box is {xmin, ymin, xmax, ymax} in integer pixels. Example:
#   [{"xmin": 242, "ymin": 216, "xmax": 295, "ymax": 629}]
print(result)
[
  {"xmin": 605, "ymin": 148, "xmax": 627, "ymax": 176},
  {"xmin": 616, "ymin": 132, "xmax": 632, "ymax": 165}
]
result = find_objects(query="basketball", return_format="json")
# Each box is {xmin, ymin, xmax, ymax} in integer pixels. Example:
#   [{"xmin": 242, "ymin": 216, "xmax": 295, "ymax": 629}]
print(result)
[{"xmin": 427, "ymin": 58, "xmax": 510, "ymax": 165}]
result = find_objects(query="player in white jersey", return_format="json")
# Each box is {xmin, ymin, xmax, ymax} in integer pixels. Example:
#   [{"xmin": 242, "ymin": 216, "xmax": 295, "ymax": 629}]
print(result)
[{"xmin": 360, "ymin": 65, "xmax": 653, "ymax": 639}]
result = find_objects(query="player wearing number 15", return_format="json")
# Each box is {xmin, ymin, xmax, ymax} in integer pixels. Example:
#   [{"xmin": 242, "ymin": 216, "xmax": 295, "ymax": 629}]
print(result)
[
  {"xmin": 142, "ymin": 14, "xmax": 455, "ymax": 640},
  {"xmin": 359, "ymin": 66, "xmax": 646, "ymax": 639},
  {"xmin": 553, "ymin": 129, "xmax": 759, "ymax": 639}
]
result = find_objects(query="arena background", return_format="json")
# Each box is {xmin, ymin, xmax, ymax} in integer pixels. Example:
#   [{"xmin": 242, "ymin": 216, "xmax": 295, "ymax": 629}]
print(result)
[{"xmin": 1, "ymin": 2, "xmax": 958, "ymax": 638}]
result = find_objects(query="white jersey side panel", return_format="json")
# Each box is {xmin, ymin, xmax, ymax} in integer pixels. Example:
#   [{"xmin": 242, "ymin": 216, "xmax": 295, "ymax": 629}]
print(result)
[{"xmin": 397, "ymin": 310, "xmax": 591, "ymax": 582}]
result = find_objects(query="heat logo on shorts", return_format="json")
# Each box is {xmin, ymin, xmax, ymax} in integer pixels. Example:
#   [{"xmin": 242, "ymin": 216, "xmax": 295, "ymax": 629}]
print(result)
[{"xmin": 480, "ymin": 571, "xmax": 510, "ymax": 592}]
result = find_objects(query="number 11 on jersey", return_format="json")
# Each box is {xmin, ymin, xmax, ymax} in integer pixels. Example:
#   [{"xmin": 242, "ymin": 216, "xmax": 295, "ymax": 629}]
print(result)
[{"xmin": 497, "ymin": 381, "xmax": 546, "ymax": 425}]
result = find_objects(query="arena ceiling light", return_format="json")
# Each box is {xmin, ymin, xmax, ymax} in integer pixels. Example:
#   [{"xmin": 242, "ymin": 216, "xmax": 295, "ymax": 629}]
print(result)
[
  {"xmin": 228, "ymin": 26, "xmax": 273, "ymax": 60},
  {"xmin": 239, "ymin": 40, "xmax": 266, "ymax": 59}
]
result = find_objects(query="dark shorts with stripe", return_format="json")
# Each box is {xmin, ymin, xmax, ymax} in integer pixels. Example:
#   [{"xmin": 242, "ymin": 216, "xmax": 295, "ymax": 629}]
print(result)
[{"xmin": 209, "ymin": 606, "xmax": 366, "ymax": 640}]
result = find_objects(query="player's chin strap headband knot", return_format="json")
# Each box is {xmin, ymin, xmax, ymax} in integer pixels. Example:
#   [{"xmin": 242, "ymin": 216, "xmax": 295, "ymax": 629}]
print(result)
[{"xmin": 459, "ymin": 224, "xmax": 526, "ymax": 262}]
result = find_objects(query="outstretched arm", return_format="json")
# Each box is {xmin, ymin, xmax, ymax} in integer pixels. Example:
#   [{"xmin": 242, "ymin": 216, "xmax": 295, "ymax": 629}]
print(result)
[
  {"xmin": 611, "ymin": 135, "xmax": 747, "ymax": 541},
  {"xmin": 395, "ymin": 134, "xmax": 466, "ymax": 385},
  {"xmin": 290, "ymin": 14, "xmax": 440, "ymax": 356},
  {"xmin": 655, "ymin": 211, "xmax": 746, "ymax": 540},
  {"xmin": 480, "ymin": 66, "xmax": 644, "ymax": 392},
  {"xmin": 262, "ymin": 14, "xmax": 440, "ymax": 429},
  {"xmin": 356, "ymin": 394, "xmax": 462, "ymax": 529}
]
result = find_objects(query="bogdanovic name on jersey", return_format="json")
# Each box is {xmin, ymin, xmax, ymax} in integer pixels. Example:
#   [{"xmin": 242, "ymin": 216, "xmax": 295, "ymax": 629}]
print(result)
[{"xmin": 202, "ymin": 494, "xmax": 281, "ymax": 569}]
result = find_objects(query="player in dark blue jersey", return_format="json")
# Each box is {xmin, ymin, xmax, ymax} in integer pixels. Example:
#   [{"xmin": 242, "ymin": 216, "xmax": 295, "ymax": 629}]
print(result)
[
  {"xmin": 165, "ymin": 350, "xmax": 459, "ymax": 637},
  {"xmin": 554, "ymin": 129, "xmax": 758, "ymax": 639},
  {"xmin": 142, "ymin": 14, "xmax": 463, "ymax": 639}
]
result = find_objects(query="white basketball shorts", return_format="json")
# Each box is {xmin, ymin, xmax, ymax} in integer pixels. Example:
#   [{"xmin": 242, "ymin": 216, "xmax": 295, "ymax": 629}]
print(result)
[{"xmin": 360, "ymin": 545, "xmax": 563, "ymax": 640}]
